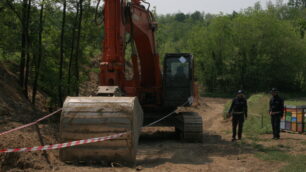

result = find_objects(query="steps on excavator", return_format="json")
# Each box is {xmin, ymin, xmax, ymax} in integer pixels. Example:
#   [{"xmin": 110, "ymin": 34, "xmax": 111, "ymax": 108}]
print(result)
[{"xmin": 175, "ymin": 112, "xmax": 203, "ymax": 142}]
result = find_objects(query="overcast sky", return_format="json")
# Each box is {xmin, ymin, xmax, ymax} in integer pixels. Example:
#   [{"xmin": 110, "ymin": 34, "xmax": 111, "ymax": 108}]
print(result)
[{"xmin": 149, "ymin": 0, "xmax": 289, "ymax": 15}]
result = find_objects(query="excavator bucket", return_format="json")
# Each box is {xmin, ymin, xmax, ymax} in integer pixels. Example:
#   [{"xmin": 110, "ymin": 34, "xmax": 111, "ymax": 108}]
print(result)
[{"xmin": 59, "ymin": 97, "xmax": 143, "ymax": 165}]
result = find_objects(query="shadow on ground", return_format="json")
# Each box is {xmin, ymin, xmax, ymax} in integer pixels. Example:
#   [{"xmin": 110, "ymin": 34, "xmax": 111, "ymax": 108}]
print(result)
[{"xmin": 137, "ymin": 130, "xmax": 256, "ymax": 168}]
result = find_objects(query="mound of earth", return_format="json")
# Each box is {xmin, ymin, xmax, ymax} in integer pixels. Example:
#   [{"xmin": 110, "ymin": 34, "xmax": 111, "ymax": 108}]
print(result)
[
  {"xmin": 0, "ymin": 63, "xmax": 35, "ymax": 123},
  {"xmin": 0, "ymin": 63, "xmax": 59, "ymax": 172}
]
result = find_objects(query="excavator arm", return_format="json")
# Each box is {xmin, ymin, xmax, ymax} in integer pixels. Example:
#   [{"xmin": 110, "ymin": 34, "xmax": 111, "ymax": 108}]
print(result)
[
  {"xmin": 100, "ymin": 0, "xmax": 162, "ymax": 105},
  {"xmin": 59, "ymin": 0, "xmax": 203, "ymax": 166},
  {"xmin": 59, "ymin": 0, "xmax": 161, "ymax": 165}
]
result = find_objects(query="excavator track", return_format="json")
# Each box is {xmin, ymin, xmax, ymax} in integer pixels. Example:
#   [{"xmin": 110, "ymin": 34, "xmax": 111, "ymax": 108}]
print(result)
[
  {"xmin": 59, "ymin": 97, "xmax": 143, "ymax": 166},
  {"xmin": 175, "ymin": 112, "xmax": 203, "ymax": 142}
]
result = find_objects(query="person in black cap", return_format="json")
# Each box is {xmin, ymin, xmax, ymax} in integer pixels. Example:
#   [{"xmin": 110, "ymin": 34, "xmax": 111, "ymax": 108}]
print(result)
[
  {"xmin": 228, "ymin": 90, "xmax": 248, "ymax": 141},
  {"xmin": 269, "ymin": 88, "xmax": 284, "ymax": 140}
]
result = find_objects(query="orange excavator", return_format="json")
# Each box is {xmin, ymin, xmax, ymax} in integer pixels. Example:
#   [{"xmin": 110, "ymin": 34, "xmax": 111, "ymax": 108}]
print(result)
[{"xmin": 59, "ymin": 0, "xmax": 203, "ymax": 165}]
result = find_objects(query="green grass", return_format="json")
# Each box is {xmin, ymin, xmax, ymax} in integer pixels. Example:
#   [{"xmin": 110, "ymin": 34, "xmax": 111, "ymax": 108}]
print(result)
[
  {"xmin": 223, "ymin": 93, "xmax": 272, "ymax": 136},
  {"xmin": 285, "ymin": 99, "xmax": 306, "ymax": 106},
  {"xmin": 280, "ymin": 155, "xmax": 306, "ymax": 172},
  {"xmin": 229, "ymin": 93, "xmax": 306, "ymax": 171},
  {"xmin": 224, "ymin": 93, "xmax": 306, "ymax": 137},
  {"xmin": 223, "ymin": 100, "xmax": 231, "ymax": 119},
  {"xmin": 256, "ymin": 151, "xmax": 306, "ymax": 172}
]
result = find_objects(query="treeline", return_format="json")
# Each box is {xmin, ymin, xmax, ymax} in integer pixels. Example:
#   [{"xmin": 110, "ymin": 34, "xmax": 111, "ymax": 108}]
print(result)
[
  {"xmin": 0, "ymin": 0, "xmax": 102, "ymax": 107},
  {"xmin": 1, "ymin": 0, "xmax": 306, "ymax": 108},
  {"xmin": 157, "ymin": 1, "xmax": 306, "ymax": 93}
]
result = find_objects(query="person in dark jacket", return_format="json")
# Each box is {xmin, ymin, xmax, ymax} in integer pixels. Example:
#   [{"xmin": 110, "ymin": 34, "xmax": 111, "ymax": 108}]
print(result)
[
  {"xmin": 228, "ymin": 90, "xmax": 248, "ymax": 141},
  {"xmin": 269, "ymin": 88, "xmax": 284, "ymax": 140}
]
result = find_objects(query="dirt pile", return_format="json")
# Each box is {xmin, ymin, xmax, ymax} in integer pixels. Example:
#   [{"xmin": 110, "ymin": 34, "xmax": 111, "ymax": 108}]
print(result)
[
  {"xmin": 0, "ymin": 63, "xmax": 35, "ymax": 123},
  {"xmin": 0, "ymin": 63, "xmax": 59, "ymax": 172}
]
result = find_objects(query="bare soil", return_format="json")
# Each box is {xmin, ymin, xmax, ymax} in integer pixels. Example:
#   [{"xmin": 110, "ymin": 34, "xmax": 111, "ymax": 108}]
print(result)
[
  {"xmin": 2, "ymin": 96, "xmax": 302, "ymax": 172},
  {"xmin": 0, "ymin": 63, "xmax": 304, "ymax": 172}
]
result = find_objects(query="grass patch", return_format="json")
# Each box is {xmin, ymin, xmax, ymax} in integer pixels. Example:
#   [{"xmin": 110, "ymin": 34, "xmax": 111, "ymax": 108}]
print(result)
[
  {"xmin": 256, "ymin": 151, "xmax": 291, "ymax": 161},
  {"xmin": 223, "ymin": 93, "xmax": 272, "ymax": 136},
  {"xmin": 280, "ymin": 155, "xmax": 306, "ymax": 172},
  {"xmin": 244, "ymin": 113, "xmax": 272, "ymax": 137},
  {"xmin": 251, "ymin": 141, "xmax": 306, "ymax": 171},
  {"xmin": 285, "ymin": 99, "xmax": 306, "ymax": 106},
  {"xmin": 227, "ymin": 93, "xmax": 306, "ymax": 171},
  {"xmin": 223, "ymin": 100, "xmax": 232, "ymax": 119},
  {"xmin": 256, "ymin": 151, "xmax": 306, "ymax": 172}
]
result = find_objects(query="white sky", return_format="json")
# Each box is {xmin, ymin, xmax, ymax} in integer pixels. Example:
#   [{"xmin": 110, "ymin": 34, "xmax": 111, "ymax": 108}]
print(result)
[{"xmin": 149, "ymin": 0, "xmax": 289, "ymax": 14}]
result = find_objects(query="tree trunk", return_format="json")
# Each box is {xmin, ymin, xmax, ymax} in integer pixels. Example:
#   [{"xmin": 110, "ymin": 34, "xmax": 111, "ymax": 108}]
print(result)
[
  {"xmin": 19, "ymin": 0, "xmax": 28, "ymax": 87},
  {"xmin": 32, "ymin": 0, "xmax": 44, "ymax": 105},
  {"xmin": 67, "ymin": 2, "xmax": 79, "ymax": 96},
  {"xmin": 59, "ymin": 0, "xmax": 67, "ymax": 106},
  {"xmin": 74, "ymin": 0, "xmax": 83, "ymax": 96},
  {"xmin": 24, "ymin": 0, "xmax": 32, "ymax": 99}
]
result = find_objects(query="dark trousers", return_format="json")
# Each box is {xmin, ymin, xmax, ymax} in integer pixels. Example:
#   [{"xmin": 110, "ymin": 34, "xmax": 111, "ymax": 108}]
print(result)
[
  {"xmin": 271, "ymin": 114, "xmax": 281, "ymax": 138},
  {"xmin": 232, "ymin": 114, "xmax": 244, "ymax": 139}
]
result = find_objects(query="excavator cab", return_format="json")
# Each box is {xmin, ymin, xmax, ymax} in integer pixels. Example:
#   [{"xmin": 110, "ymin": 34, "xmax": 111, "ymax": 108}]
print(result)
[
  {"xmin": 163, "ymin": 53, "xmax": 194, "ymax": 108},
  {"xmin": 163, "ymin": 53, "xmax": 202, "ymax": 143}
]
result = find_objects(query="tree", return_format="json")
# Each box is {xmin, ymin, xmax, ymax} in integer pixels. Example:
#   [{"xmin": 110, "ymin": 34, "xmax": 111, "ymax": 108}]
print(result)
[
  {"xmin": 175, "ymin": 12, "xmax": 186, "ymax": 22},
  {"xmin": 74, "ymin": 0, "xmax": 83, "ymax": 95},
  {"xmin": 32, "ymin": 0, "xmax": 45, "ymax": 105},
  {"xmin": 191, "ymin": 11, "xmax": 203, "ymax": 21},
  {"xmin": 24, "ymin": 0, "xmax": 32, "ymax": 98},
  {"xmin": 58, "ymin": 0, "xmax": 67, "ymax": 105},
  {"xmin": 67, "ymin": 1, "xmax": 79, "ymax": 96}
]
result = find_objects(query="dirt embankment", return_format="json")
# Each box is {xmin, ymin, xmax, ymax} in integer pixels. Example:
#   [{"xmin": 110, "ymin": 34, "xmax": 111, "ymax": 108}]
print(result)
[
  {"xmin": 0, "ymin": 63, "xmax": 34, "ymax": 123},
  {"xmin": 0, "ymin": 63, "xmax": 59, "ymax": 172}
]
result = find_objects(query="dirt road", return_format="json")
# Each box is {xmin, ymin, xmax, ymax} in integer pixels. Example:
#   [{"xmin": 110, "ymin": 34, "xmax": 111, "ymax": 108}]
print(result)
[{"xmin": 39, "ymin": 97, "xmax": 283, "ymax": 172}]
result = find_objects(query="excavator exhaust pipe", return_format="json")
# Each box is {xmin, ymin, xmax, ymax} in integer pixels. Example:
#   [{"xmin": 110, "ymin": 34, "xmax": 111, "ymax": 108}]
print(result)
[{"xmin": 59, "ymin": 96, "xmax": 143, "ymax": 165}]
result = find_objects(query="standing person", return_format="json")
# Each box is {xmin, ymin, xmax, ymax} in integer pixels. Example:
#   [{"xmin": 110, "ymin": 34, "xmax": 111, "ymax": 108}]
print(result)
[
  {"xmin": 269, "ymin": 88, "xmax": 284, "ymax": 140},
  {"xmin": 228, "ymin": 90, "xmax": 248, "ymax": 141}
]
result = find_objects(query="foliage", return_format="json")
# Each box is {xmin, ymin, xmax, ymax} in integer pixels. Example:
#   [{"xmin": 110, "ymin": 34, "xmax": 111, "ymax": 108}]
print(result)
[
  {"xmin": 157, "ymin": 3, "xmax": 306, "ymax": 93},
  {"xmin": 2, "ymin": 1, "xmax": 306, "ymax": 107},
  {"xmin": 0, "ymin": 0, "xmax": 101, "ymax": 106}
]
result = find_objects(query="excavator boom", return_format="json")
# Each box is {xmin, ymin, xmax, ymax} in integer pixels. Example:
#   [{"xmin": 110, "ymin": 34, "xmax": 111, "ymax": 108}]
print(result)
[
  {"xmin": 100, "ymin": 0, "xmax": 162, "ymax": 105},
  {"xmin": 60, "ymin": 0, "xmax": 160, "ymax": 165},
  {"xmin": 59, "ymin": 0, "xmax": 203, "ymax": 165}
]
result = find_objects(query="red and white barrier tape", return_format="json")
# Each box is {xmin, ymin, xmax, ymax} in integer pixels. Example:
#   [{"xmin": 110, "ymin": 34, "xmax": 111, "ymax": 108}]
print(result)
[
  {"xmin": 0, "ymin": 108, "xmax": 62, "ymax": 137},
  {"xmin": 0, "ymin": 99, "xmax": 190, "ymax": 153},
  {"xmin": 0, "ymin": 132, "xmax": 126, "ymax": 153}
]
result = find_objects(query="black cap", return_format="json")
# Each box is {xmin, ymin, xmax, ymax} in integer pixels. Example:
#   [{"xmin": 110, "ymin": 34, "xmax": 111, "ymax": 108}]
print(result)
[
  {"xmin": 271, "ymin": 88, "xmax": 278, "ymax": 93},
  {"xmin": 237, "ymin": 90, "xmax": 244, "ymax": 95}
]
